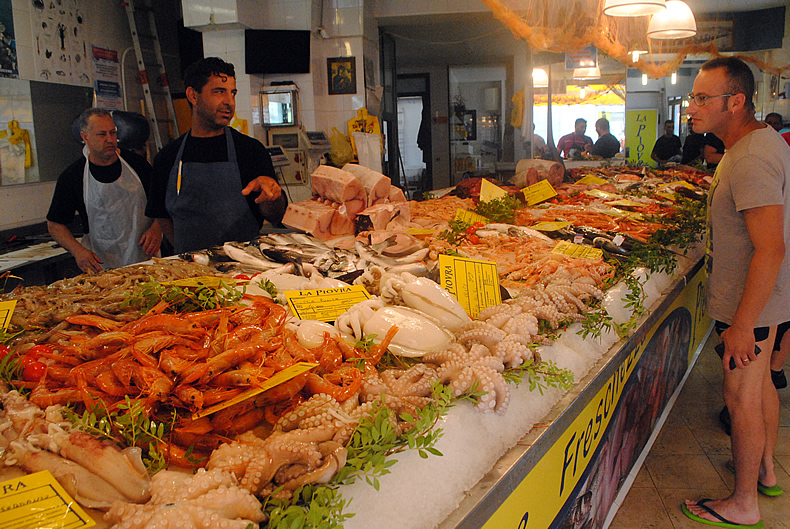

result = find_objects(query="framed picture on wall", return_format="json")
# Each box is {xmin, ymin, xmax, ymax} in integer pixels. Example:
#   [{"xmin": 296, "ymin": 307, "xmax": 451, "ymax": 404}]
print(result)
[{"xmin": 328, "ymin": 57, "xmax": 356, "ymax": 95}]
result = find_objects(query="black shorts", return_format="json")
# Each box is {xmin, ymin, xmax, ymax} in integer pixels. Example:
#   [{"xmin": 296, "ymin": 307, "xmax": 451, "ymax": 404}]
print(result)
[
  {"xmin": 774, "ymin": 321, "xmax": 790, "ymax": 351},
  {"xmin": 714, "ymin": 321, "xmax": 770, "ymax": 342}
]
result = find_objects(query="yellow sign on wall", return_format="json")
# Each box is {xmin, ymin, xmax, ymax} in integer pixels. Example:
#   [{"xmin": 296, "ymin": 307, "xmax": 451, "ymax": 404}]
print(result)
[{"xmin": 625, "ymin": 109, "xmax": 657, "ymax": 166}]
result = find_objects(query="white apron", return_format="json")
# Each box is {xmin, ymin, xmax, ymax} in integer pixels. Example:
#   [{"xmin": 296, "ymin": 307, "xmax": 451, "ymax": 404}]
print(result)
[{"xmin": 81, "ymin": 146, "xmax": 153, "ymax": 269}]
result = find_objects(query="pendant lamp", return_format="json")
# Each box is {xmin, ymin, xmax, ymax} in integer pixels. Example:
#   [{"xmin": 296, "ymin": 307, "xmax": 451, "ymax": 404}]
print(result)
[
  {"xmin": 573, "ymin": 67, "xmax": 601, "ymax": 80},
  {"xmin": 604, "ymin": 0, "xmax": 666, "ymax": 17},
  {"xmin": 647, "ymin": 0, "xmax": 696, "ymax": 39}
]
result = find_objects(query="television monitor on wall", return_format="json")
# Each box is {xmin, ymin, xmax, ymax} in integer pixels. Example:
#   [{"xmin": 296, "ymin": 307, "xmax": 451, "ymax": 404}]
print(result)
[{"xmin": 245, "ymin": 30, "xmax": 311, "ymax": 74}]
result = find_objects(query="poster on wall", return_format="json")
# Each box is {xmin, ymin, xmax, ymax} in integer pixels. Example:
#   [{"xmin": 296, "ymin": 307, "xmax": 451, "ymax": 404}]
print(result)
[
  {"xmin": 30, "ymin": 0, "xmax": 91, "ymax": 86},
  {"xmin": 92, "ymin": 46, "xmax": 122, "ymax": 110},
  {"xmin": 0, "ymin": 0, "xmax": 18, "ymax": 77}
]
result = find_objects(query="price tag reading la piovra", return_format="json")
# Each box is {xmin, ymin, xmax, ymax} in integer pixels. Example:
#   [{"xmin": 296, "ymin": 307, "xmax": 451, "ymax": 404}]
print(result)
[
  {"xmin": 438, "ymin": 254, "xmax": 501, "ymax": 319},
  {"xmin": 284, "ymin": 285, "xmax": 371, "ymax": 323},
  {"xmin": 0, "ymin": 470, "xmax": 96, "ymax": 529}
]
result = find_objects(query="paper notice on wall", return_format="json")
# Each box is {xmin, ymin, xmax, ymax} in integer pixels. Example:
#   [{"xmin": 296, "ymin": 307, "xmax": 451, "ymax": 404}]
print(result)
[
  {"xmin": 30, "ymin": 0, "xmax": 91, "ymax": 86},
  {"xmin": 352, "ymin": 131, "xmax": 382, "ymax": 173},
  {"xmin": 92, "ymin": 46, "xmax": 122, "ymax": 110}
]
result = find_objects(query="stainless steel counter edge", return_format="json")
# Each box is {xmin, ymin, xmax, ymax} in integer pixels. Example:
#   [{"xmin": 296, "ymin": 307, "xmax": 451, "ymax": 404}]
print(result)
[{"xmin": 437, "ymin": 255, "xmax": 706, "ymax": 529}]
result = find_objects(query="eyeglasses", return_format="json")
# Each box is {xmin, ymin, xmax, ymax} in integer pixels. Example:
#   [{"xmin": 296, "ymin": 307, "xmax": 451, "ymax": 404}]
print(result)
[{"xmin": 686, "ymin": 93, "xmax": 734, "ymax": 106}]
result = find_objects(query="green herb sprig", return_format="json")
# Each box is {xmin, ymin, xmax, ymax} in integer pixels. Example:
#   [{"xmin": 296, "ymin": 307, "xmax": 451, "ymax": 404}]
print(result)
[
  {"xmin": 437, "ymin": 219, "xmax": 473, "ymax": 245},
  {"xmin": 122, "ymin": 277, "xmax": 244, "ymax": 313},
  {"xmin": 473, "ymin": 195, "xmax": 523, "ymax": 224},
  {"xmin": 503, "ymin": 359, "xmax": 575, "ymax": 394}
]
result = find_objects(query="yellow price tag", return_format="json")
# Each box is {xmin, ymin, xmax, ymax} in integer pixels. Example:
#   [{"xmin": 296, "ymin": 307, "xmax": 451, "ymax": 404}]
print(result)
[
  {"xmin": 551, "ymin": 241, "xmax": 604, "ymax": 260},
  {"xmin": 604, "ymin": 199, "xmax": 643, "ymax": 208},
  {"xmin": 406, "ymin": 228, "xmax": 439, "ymax": 236},
  {"xmin": 659, "ymin": 180, "xmax": 696, "ymax": 190},
  {"xmin": 454, "ymin": 209, "xmax": 490, "ymax": 225},
  {"xmin": 438, "ymin": 254, "xmax": 501, "ymax": 319},
  {"xmin": 577, "ymin": 174, "xmax": 607, "ymax": 185},
  {"xmin": 583, "ymin": 188, "xmax": 618, "ymax": 200},
  {"xmin": 530, "ymin": 221, "xmax": 571, "ymax": 232},
  {"xmin": 655, "ymin": 192, "xmax": 676, "ymax": 201},
  {"xmin": 192, "ymin": 362, "xmax": 318, "ymax": 420},
  {"xmin": 285, "ymin": 285, "xmax": 371, "ymax": 322},
  {"xmin": 0, "ymin": 300, "xmax": 16, "ymax": 331},
  {"xmin": 522, "ymin": 180, "xmax": 557, "ymax": 206},
  {"xmin": 0, "ymin": 470, "xmax": 96, "ymax": 529},
  {"xmin": 479, "ymin": 179, "xmax": 509, "ymax": 202}
]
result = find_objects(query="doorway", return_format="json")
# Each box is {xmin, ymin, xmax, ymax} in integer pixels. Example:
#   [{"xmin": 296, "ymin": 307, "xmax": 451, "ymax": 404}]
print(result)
[{"xmin": 397, "ymin": 73, "xmax": 431, "ymax": 198}]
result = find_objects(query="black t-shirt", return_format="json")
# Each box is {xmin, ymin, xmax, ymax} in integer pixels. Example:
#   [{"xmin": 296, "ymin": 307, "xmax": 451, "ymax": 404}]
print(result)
[
  {"xmin": 652, "ymin": 134, "xmax": 682, "ymax": 161},
  {"xmin": 681, "ymin": 133, "xmax": 705, "ymax": 165},
  {"xmin": 591, "ymin": 133, "xmax": 620, "ymax": 158},
  {"xmin": 146, "ymin": 127, "xmax": 278, "ymax": 226},
  {"xmin": 704, "ymin": 133, "xmax": 725, "ymax": 169},
  {"xmin": 46, "ymin": 150, "xmax": 153, "ymax": 234}
]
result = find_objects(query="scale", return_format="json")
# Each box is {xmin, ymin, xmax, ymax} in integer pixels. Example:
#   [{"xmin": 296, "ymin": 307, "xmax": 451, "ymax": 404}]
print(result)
[{"xmin": 267, "ymin": 145, "xmax": 289, "ymax": 167}]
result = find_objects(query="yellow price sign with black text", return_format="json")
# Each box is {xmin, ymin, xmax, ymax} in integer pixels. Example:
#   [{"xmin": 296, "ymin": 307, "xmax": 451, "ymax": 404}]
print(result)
[
  {"xmin": 0, "ymin": 470, "xmax": 96, "ymax": 529},
  {"xmin": 522, "ymin": 179, "xmax": 557, "ymax": 206},
  {"xmin": 0, "ymin": 300, "xmax": 16, "ymax": 331},
  {"xmin": 285, "ymin": 285, "xmax": 371, "ymax": 322},
  {"xmin": 438, "ymin": 254, "xmax": 501, "ymax": 319}
]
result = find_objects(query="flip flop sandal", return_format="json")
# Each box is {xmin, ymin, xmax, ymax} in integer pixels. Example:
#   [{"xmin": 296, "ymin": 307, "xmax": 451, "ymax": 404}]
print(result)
[
  {"xmin": 725, "ymin": 461, "xmax": 784, "ymax": 497},
  {"xmin": 681, "ymin": 499, "xmax": 763, "ymax": 528}
]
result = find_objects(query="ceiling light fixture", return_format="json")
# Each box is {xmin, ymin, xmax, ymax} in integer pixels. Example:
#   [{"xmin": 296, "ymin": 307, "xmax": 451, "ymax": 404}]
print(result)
[
  {"xmin": 647, "ymin": 0, "xmax": 696, "ymax": 39},
  {"xmin": 532, "ymin": 68, "xmax": 549, "ymax": 88},
  {"xmin": 604, "ymin": 0, "xmax": 666, "ymax": 17},
  {"xmin": 642, "ymin": 74, "xmax": 648, "ymax": 85},
  {"xmin": 573, "ymin": 67, "xmax": 601, "ymax": 80},
  {"xmin": 671, "ymin": 72, "xmax": 677, "ymax": 84}
]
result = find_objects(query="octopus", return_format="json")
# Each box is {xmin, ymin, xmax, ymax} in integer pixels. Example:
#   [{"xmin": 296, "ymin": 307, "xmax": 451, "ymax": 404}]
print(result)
[
  {"xmin": 104, "ymin": 468, "xmax": 265, "ymax": 529},
  {"xmin": 207, "ymin": 424, "xmax": 348, "ymax": 498}
]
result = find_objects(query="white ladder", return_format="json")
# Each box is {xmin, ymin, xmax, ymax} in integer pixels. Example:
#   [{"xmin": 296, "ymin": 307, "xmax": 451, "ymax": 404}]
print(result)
[{"xmin": 122, "ymin": 0, "xmax": 178, "ymax": 150}]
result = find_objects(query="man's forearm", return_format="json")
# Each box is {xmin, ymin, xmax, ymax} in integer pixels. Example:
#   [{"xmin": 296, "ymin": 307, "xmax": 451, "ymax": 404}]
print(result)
[
  {"xmin": 157, "ymin": 218, "xmax": 174, "ymax": 245},
  {"xmin": 47, "ymin": 220, "xmax": 87, "ymax": 256}
]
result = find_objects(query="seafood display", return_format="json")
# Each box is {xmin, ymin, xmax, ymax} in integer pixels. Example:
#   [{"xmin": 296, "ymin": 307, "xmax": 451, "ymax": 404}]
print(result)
[{"xmin": 0, "ymin": 163, "xmax": 709, "ymax": 529}]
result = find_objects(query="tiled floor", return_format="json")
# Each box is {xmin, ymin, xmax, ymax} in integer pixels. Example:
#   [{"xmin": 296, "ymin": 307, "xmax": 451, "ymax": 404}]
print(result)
[{"xmin": 610, "ymin": 332, "xmax": 790, "ymax": 528}]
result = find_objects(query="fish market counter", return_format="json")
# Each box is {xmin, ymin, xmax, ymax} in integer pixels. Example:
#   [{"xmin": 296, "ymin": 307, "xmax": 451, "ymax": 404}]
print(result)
[{"xmin": 340, "ymin": 248, "xmax": 710, "ymax": 529}]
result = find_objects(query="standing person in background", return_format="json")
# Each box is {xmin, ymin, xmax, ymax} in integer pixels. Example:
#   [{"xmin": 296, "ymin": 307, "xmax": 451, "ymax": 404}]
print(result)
[
  {"xmin": 682, "ymin": 119, "xmax": 706, "ymax": 166},
  {"xmin": 557, "ymin": 118, "xmax": 593, "ymax": 158},
  {"xmin": 704, "ymin": 132, "xmax": 726, "ymax": 170},
  {"xmin": 651, "ymin": 120, "xmax": 682, "ymax": 165},
  {"xmin": 765, "ymin": 112, "xmax": 783, "ymax": 132},
  {"xmin": 147, "ymin": 57, "xmax": 286, "ymax": 253},
  {"xmin": 47, "ymin": 108, "xmax": 161, "ymax": 273},
  {"xmin": 683, "ymin": 56, "xmax": 790, "ymax": 529},
  {"xmin": 590, "ymin": 117, "xmax": 620, "ymax": 159}
]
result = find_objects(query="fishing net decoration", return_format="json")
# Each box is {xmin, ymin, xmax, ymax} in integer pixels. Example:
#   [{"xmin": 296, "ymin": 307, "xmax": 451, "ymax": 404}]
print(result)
[{"xmin": 479, "ymin": 0, "xmax": 790, "ymax": 79}]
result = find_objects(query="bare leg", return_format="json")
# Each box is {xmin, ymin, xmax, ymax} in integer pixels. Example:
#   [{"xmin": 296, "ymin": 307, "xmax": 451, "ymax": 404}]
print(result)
[
  {"xmin": 760, "ymin": 355, "xmax": 779, "ymax": 487},
  {"xmin": 685, "ymin": 329, "xmax": 775, "ymax": 525}
]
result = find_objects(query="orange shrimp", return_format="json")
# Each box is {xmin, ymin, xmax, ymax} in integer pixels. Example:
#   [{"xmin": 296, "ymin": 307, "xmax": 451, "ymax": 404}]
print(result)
[
  {"xmin": 255, "ymin": 372, "xmax": 308, "ymax": 405},
  {"xmin": 173, "ymin": 384, "xmax": 205, "ymax": 411},
  {"xmin": 202, "ymin": 387, "xmax": 245, "ymax": 406},
  {"xmin": 65, "ymin": 314, "xmax": 122, "ymax": 332},
  {"xmin": 304, "ymin": 365, "xmax": 362, "ymax": 402},
  {"xmin": 156, "ymin": 441, "xmax": 208, "ymax": 469}
]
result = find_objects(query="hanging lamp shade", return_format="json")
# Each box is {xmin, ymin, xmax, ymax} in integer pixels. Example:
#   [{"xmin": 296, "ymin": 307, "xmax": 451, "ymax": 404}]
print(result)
[
  {"xmin": 573, "ymin": 66, "xmax": 601, "ymax": 80},
  {"xmin": 532, "ymin": 68, "xmax": 549, "ymax": 87},
  {"xmin": 647, "ymin": 0, "xmax": 696, "ymax": 39},
  {"xmin": 604, "ymin": 0, "xmax": 666, "ymax": 17}
]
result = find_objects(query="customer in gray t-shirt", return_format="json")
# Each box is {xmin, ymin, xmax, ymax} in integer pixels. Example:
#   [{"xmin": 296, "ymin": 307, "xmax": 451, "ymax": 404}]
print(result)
[{"xmin": 684, "ymin": 56, "xmax": 790, "ymax": 528}]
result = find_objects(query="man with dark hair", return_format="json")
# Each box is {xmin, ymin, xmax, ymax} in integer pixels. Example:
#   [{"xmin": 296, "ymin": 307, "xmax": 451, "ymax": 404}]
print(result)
[
  {"xmin": 765, "ymin": 112, "xmax": 783, "ymax": 132},
  {"xmin": 681, "ymin": 118, "xmax": 705, "ymax": 165},
  {"xmin": 557, "ymin": 118, "xmax": 593, "ymax": 158},
  {"xmin": 590, "ymin": 117, "xmax": 620, "ymax": 158},
  {"xmin": 651, "ymin": 120, "xmax": 682, "ymax": 165},
  {"xmin": 47, "ymin": 108, "xmax": 161, "ymax": 272},
  {"xmin": 683, "ymin": 56, "xmax": 790, "ymax": 529},
  {"xmin": 147, "ymin": 57, "xmax": 286, "ymax": 253}
]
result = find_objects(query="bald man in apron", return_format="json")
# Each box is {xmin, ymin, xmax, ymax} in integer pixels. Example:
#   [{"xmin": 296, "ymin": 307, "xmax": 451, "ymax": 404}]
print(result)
[{"xmin": 47, "ymin": 108, "xmax": 161, "ymax": 272}]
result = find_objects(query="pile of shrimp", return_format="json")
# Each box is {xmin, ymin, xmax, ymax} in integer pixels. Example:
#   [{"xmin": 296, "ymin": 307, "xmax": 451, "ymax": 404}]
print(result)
[
  {"xmin": 4, "ymin": 258, "xmax": 218, "ymax": 341},
  {"xmin": 8, "ymin": 293, "xmax": 397, "ymax": 466}
]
